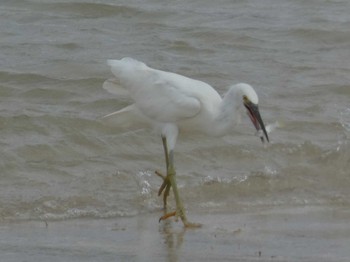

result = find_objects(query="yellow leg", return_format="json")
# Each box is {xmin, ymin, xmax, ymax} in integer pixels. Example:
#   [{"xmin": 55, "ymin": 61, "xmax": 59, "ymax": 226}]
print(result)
[
  {"xmin": 156, "ymin": 136, "xmax": 172, "ymax": 208},
  {"xmin": 157, "ymin": 136, "xmax": 201, "ymax": 228},
  {"xmin": 155, "ymin": 170, "xmax": 171, "ymax": 208}
]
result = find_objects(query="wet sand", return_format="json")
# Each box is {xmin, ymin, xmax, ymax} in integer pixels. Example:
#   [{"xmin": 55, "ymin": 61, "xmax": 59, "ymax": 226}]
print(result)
[{"xmin": 1, "ymin": 205, "xmax": 349, "ymax": 262}]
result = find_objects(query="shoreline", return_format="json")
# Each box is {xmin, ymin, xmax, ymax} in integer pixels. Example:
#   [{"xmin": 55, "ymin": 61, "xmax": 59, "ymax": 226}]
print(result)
[{"xmin": 1, "ymin": 205, "xmax": 349, "ymax": 261}]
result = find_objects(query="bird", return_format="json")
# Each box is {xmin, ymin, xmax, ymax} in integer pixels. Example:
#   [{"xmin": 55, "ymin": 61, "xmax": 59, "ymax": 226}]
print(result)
[{"xmin": 103, "ymin": 57, "xmax": 269, "ymax": 227}]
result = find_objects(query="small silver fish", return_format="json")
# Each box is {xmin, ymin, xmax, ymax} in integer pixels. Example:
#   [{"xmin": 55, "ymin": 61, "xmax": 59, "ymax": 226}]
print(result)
[{"xmin": 256, "ymin": 121, "xmax": 282, "ymax": 140}]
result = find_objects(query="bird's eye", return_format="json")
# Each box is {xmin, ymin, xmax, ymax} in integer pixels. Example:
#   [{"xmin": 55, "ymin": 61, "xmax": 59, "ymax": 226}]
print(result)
[{"xmin": 243, "ymin": 95, "xmax": 249, "ymax": 103}]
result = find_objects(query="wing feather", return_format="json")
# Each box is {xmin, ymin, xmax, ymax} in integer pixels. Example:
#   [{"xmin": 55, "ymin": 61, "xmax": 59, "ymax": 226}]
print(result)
[{"xmin": 107, "ymin": 58, "xmax": 203, "ymax": 122}]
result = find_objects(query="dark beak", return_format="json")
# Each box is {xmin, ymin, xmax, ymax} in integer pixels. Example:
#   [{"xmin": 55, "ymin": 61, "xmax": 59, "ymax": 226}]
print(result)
[{"xmin": 244, "ymin": 101, "xmax": 269, "ymax": 143}]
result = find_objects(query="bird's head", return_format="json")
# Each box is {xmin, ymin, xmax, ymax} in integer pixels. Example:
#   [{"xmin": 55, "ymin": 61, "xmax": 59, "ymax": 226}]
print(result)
[{"xmin": 237, "ymin": 83, "xmax": 269, "ymax": 143}]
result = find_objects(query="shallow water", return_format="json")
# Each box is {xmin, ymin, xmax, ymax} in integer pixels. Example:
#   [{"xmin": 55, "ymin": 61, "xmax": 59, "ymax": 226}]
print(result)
[
  {"xmin": 1, "ymin": 0, "xmax": 350, "ymax": 225},
  {"xmin": 1, "ymin": 207, "xmax": 350, "ymax": 262}
]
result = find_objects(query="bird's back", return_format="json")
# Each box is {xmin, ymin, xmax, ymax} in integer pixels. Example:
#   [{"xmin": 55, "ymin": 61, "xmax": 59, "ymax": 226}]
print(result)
[{"xmin": 106, "ymin": 58, "xmax": 222, "ymax": 124}]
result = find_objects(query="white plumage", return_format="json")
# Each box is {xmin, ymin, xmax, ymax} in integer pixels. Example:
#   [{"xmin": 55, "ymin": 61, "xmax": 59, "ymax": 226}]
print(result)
[{"xmin": 103, "ymin": 57, "xmax": 269, "ymax": 227}]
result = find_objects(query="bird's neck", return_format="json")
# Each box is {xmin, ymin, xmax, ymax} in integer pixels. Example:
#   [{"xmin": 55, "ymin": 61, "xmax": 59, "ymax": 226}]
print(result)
[{"xmin": 213, "ymin": 86, "xmax": 243, "ymax": 136}]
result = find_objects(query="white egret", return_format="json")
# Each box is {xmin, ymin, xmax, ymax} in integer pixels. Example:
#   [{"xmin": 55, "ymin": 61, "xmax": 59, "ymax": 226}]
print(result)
[{"xmin": 103, "ymin": 58, "xmax": 269, "ymax": 227}]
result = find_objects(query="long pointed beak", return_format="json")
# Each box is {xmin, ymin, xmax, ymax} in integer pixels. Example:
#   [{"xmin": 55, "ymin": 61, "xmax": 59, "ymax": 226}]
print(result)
[{"xmin": 244, "ymin": 102, "xmax": 269, "ymax": 143}]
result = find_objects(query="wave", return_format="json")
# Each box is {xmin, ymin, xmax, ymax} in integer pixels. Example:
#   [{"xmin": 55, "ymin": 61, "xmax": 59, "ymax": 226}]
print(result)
[
  {"xmin": 1, "ymin": 139, "xmax": 349, "ymax": 221},
  {"xmin": 25, "ymin": 1, "xmax": 168, "ymax": 19}
]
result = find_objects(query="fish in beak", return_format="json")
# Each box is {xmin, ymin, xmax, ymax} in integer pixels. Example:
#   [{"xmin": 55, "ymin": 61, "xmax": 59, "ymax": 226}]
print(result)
[{"xmin": 244, "ymin": 101, "xmax": 269, "ymax": 143}]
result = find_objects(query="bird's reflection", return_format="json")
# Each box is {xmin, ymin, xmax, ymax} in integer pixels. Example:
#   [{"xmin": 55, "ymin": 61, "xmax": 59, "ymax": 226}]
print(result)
[{"xmin": 159, "ymin": 218, "xmax": 186, "ymax": 262}]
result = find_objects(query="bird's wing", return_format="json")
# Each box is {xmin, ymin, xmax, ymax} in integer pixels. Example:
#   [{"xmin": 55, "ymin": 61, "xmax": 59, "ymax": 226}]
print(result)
[
  {"xmin": 133, "ymin": 71, "xmax": 202, "ymax": 122},
  {"xmin": 107, "ymin": 58, "xmax": 203, "ymax": 122}
]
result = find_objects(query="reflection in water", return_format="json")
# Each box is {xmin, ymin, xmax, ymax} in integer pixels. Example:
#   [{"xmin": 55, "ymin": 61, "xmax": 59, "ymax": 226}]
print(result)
[{"xmin": 159, "ymin": 219, "xmax": 186, "ymax": 262}]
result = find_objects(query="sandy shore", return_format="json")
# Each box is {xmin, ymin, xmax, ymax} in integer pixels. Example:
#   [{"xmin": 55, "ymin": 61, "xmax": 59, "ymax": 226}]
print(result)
[{"xmin": 1, "ymin": 205, "xmax": 349, "ymax": 262}]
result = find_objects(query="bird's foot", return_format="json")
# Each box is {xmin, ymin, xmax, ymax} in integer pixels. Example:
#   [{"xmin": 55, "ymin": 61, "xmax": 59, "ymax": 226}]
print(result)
[
  {"xmin": 156, "ymin": 168, "xmax": 201, "ymax": 228},
  {"xmin": 158, "ymin": 209, "xmax": 202, "ymax": 228},
  {"xmin": 184, "ymin": 221, "xmax": 202, "ymax": 228},
  {"xmin": 155, "ymin": 170, "xmax": 172, "ymax": 208},
  {"xmin": 159, "ymin": 211, "xmax": 176, "ymax": 222}
]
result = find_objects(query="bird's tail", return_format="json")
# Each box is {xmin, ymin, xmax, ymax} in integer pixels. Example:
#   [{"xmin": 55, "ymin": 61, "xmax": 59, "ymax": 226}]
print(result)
[
  {"xmin": 102, "ymin": 58, "xmax": 150, "ymax": 132},
  {"xmin": 101, "ymin": 104, "xmax": 149, "ymax": 132},
  {"xmin": 107, "ymin": 58, "xmax": 147, "ymax": 78},
  {"xmin": 102, "ymin": 78, "xmax": 129, "ymax": 97}
]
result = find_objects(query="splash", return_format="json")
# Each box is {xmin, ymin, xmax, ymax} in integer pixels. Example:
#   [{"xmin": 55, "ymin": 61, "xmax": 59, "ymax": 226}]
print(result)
[
  {"xmin": 255, "ymin": 120, "xmax": 283, "ymax": 140},
  {"xmin": 340, "ymin": 108, "xmax": 350, "ymax": 132},
  {"xmin": 136, "ymin": 171, "xmax": 153, "ymax": 196}
]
